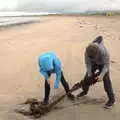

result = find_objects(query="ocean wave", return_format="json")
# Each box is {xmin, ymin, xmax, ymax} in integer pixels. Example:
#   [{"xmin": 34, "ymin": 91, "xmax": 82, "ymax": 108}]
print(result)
[{"xmin": 0, "ymin": 11, "xmax": 57, "ymax": 17}]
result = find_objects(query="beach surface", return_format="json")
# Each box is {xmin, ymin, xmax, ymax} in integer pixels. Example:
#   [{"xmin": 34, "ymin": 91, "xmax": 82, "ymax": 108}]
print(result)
[{"xmin": 0, "ymin": 16, "xmax": 120, "ymax": 120}]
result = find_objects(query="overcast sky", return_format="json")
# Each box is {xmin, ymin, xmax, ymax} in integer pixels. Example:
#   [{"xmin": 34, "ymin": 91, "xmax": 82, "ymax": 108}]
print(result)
[{"xmin": 0, "ymin": 0, "xmax": 120, "ymax": 12}]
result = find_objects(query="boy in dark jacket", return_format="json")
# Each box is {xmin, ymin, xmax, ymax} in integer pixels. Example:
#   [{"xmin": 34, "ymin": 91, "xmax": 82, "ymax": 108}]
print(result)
[{"xmin": 77, "ymin": 36, "xmax": 115, "ymax": 109}]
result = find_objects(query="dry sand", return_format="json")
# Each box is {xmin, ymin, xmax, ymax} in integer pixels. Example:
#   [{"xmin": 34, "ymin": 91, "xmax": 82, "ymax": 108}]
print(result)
[{"xmin": 0, "ymin": 16, "xmax": 120, "ymax": 120}]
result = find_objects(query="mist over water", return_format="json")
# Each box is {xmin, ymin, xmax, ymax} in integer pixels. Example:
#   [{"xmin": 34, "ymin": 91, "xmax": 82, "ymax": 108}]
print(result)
[{"xmin": 0, "ymin": 0, "xmax": 120, "ymax": 14}]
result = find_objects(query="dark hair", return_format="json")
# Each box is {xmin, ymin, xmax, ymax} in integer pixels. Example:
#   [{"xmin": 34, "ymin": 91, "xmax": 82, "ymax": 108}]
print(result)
[{"xmin": 86, "ymin": 43, "xmax": 99, "ymax": 59}]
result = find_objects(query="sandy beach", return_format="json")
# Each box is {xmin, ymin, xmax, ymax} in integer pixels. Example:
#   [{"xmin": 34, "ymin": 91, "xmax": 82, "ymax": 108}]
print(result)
[{"xmin": 0, "ymin": 16, "xmax": 120, "ymax": 120}]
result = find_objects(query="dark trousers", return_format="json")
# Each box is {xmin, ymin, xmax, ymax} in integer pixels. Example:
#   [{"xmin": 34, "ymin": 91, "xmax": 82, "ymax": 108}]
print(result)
[
  {"xmin": 44, "ymin": 72, "xmax": 70, "ymax": 102},
  {"xmin": 83, "ymin": 63, "xmax": 115, "ymax": 102}
]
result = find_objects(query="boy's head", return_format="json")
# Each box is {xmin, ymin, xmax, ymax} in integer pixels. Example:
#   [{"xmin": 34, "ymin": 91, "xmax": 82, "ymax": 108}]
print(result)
[
  {"xmin": 86, "ymin": 43, "xmax": 99, "ymax": 59},
  {"xmin": 39, "ymin": 55, "xmax": 54, "ymax": 72}
]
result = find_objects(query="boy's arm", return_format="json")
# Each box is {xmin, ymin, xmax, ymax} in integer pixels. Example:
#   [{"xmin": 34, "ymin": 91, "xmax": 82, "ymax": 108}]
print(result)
[
  {"xmin": 101, "ymin": 52, "xmax": 110, "ymax": 77},
  {"xmin": 85, "ymin": 52, "xmax": 92, "ymax": 77},
  {"xmin": 40, "ymin": 69, "xmax": 49, "ymax": 81}
]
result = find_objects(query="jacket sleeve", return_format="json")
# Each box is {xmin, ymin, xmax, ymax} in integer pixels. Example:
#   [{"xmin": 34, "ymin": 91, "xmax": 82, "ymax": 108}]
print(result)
[
  {"xmin": 54, "ymin": 69, "xmax": 61, "ymax": 89},
  {"xmin": 85, "ymin": 52, "xmax": 92, "ymax": 76},
  {"xmin": 38, "ymin": 57, "xmax": 49, "ymax": 81},
  {"xmin": 100, "ymin": 49, "xmax": 110, "ymax": 77},
  {"xmin": 53, "ymin": 58, "xmax": 62, "ymax": 89},
  {"xmin": 40, "ymin": 69, "xmax": 49, "ymax": 81}
]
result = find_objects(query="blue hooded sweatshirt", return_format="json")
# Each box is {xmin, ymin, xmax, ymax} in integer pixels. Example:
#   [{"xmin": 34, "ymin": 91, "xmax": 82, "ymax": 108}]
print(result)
[{"xmin": 38, "ymin": 52, "xmax": 62, "ymax": 89}]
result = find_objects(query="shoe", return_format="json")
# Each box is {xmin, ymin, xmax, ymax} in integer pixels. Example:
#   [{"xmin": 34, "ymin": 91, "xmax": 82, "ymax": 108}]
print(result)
[
  {"xmin": 104, "ymin": 100, "xmax": 115, "ymax": 109},
  {"xmin": 77, "ymin": 91, "xmax": 88, "ymax": 98},
  {"xmin": 67, "ymin": 92, "xmax": 75, "ymax": 101}
]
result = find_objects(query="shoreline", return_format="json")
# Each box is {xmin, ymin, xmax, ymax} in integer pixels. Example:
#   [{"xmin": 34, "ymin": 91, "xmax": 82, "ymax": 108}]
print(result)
[
  {"xmin": 0, "ymin": 17, "xmax": 41, "ymax": 29},
  {"xmin": 0, "ymin": 20, "xmax": 40, "ymax": 30},
  {"xmin": 0, "ymin": 15, "xmax": 120, "ymax": 30}
]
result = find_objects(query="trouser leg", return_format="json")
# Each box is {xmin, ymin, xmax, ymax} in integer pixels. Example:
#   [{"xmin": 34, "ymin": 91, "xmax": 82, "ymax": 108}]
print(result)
[{"xmin": 103, "ymin": 72, "xmax": 115, "ymax": 102}]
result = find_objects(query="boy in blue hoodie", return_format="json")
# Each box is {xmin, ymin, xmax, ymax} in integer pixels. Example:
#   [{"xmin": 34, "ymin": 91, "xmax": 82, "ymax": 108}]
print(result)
[{"xmin": 38, "ymin": 52, "xmax": 74, "ymax": 105}]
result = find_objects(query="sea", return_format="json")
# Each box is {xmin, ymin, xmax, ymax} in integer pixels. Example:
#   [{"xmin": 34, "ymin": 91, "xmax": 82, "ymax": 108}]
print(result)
[{"xmin": 0, "ymin": 11, "xmax": 57, "ymax": 28}]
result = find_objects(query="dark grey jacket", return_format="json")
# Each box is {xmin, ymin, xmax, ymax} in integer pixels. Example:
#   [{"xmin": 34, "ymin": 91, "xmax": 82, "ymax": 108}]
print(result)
[{"xmin": 85, "ymin": 40, "xmax": 110, "ymax": 77}]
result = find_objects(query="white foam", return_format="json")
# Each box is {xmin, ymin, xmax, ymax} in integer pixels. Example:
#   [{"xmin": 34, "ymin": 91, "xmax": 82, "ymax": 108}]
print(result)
[{"xmin": 0, "ymin": 11, "xmax": 57, "ymax": 17}]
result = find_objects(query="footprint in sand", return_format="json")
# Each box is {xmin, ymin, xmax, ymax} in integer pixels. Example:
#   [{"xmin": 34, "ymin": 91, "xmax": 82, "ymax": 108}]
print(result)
[
  {"xmin": 79, "ymin": 25, "xmax": 84, "ymax": 28},
  {"xmin": 110, "ymin": 60, "xmax": 116, "ymax": 63},
  {"xmin": 93, "ymin": 25, "xmax": 106, "ymax": 33},
  {"xmin": 119, "ymin": 36, "xmax": 120, "ymax": 40},
  {"xmin": 93, "ymin": 25, "xmax": 98, "ymax": 30}
]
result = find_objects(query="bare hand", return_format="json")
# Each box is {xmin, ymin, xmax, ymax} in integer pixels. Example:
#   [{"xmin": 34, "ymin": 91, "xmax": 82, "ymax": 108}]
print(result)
[
  {"xmin": 47, "ymin": 77, "xmax": 53, "ymax": 86},
  {"xmin": 96, "ymin": 75, "xmax": 103, "ymax": 82}
]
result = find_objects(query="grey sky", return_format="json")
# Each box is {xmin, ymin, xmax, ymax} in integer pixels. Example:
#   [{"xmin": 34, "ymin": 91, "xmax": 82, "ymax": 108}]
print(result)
[{"xmin": 0, "ymin": 0, "xmax": 120, "ymax": 12}]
